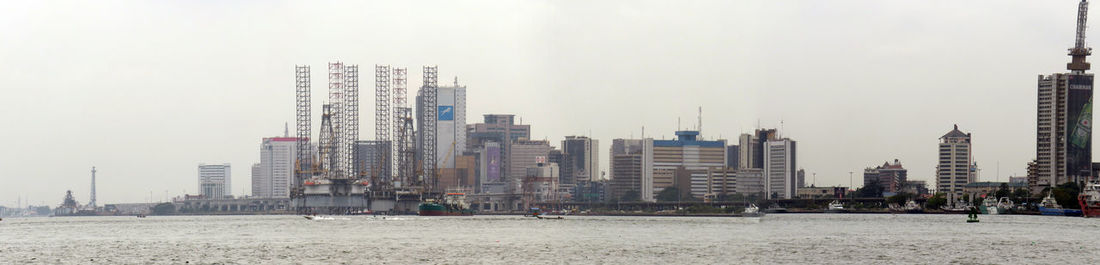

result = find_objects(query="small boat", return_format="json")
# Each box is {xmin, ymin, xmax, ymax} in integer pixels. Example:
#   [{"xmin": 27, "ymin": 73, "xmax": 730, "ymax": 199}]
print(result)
[
  {"xmin": 824, "ymin": 200, "xmax": 848, "ymax": 213},
  {"xmin": 764, "ymin": 205, "xmax": 788, "ymax": 213},
  {"xmin": 995, "ymin": 197, "xmax": 1015, "ymax": 215},
  {"xmin": 980, "ymin": 198, "xmax": 998, "ymax": 214},
  {"xmin": 1079, "ymin": 180, "xmax": 1100, "ymax": 218},
  {"xmin": 303, "ymin": 215, "xmax": 336, "ymax": 221},
  {"xmin": 742, "ymin": 204, "xmax": 765, "ymax": 217},
  {"xmin": 526, "ymin": 208, "xmax": 564, "ymax": 219},
  {"xmin": 1040, "ymin": 194, "xmax": 1083, "ymax": 216},
  {"xmin": 904, "ymin": 200, "xmax": 923, "ymax": 214},
  {"xmin": 136, "ymin": 214, "xmax": 146, "ymax": 218}
]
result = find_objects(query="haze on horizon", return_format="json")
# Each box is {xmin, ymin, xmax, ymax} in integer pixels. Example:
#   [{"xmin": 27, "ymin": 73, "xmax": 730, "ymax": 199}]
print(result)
[{"xmin": 0, "ymin": 0, "xmax": 1088, "ymax": 205}]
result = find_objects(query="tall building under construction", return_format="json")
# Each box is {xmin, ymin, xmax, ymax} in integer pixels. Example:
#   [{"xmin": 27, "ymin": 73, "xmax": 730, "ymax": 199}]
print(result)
[{"xmin": 1036, "ymin": 0, "xmax": 1094, "ymax": 189}]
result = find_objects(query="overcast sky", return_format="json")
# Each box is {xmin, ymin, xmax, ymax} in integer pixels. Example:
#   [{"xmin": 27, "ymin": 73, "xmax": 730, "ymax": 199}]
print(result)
[{"xmin": 0, "ymin": 0, "xmax": 1090, "ymax": 205}]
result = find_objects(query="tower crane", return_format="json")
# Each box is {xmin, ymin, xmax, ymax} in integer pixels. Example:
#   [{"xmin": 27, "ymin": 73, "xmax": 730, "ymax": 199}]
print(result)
[{"xmin": 1069, "ymin": 0, "xmax": 1092, "ymax": 73}]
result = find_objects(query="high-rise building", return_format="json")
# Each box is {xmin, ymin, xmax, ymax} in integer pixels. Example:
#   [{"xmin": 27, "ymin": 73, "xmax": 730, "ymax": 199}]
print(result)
[
  {"xmin": 864, "ymin": 159, "xmax": 907, "ymax": 195},
  {"xmin": 417, "ymin": 80, "xmax": 466, "ymax": 169},
  {"xmin": 726, "ymin": 145, "xmax": 740, "ymax": 169},
  {"xmin": 937, "ymin": 125, "xmax": 973, "ymax": 201},
  {"xmin": 764, "ymin": 139, "xmax": 796, "ymax": 199},
  {"xmin": 508, "ymin": 139, "xmax": 551, "ymax": 182},
  {"xmin": 198, "ymin": 163, "xmax": 232, "ymax": 198},
  {"xmin": 796, "ymin": 169, "xmax": 806, "ymax": 188},
  {"xmin": 1036, "ymin": 0, "xmax": 1094, "ymax": 190},
  {"xmin": 651, "ymin": 131, "xmax": 726, "ymax": 200},
  {"xmin": 562, "ymin": 136, "xmax": 600, "ymax": 185},
  {"xmin": 1037, "ymin": 74, "xmax": 1093, "ymax": 187},
  {"xmin": 738, "ymin": 129, "xmax": 778, "ymax": 169},
  {"xmin": 251, "ymin": 163, "xmax": 262, "ymax": 197},
  {"xmin": 609, "ymin": 138, "xmax": 653, "ymax": 201},
  {"xmin": 467, "ymin": 114, "xmax": 531, "ymax": 192},
  {"xmin": 252, "ymin": 137, "xmax": 303, "ymax": 198}
]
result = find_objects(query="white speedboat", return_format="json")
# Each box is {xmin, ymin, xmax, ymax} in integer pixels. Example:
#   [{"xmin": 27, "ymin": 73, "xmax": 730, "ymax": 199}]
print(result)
[
  {"xmin": 825, "ymin": 200, "xmax": 848, "ymax": 213},
  {"xmin": 303, "ymin": 215, "xmax": 337, "ymax": 221},
  {"xmin": 742, "ymin": 204, "xmax": 765, "ymax": 217}
]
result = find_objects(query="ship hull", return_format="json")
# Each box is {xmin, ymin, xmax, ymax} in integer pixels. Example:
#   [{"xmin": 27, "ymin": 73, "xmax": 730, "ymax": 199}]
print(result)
[
  {"xmin": 1079, "ymin": 195, "xmax": 1100, "ymax": 218},
  {"xmin": 418, "ymin": 203, "xmax": 473, "ymax": 216},
  {"xmin": 1039, "ymin": 206, "xmax": 1083, "ymax": 216}
]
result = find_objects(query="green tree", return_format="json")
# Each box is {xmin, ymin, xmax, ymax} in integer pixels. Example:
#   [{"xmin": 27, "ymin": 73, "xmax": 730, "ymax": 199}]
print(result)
[
  {"xmin": 657, "ymin": 187, "xmax": 680, "ymax": 202},
  {"xmin": 887, "ymin": 192, "xmax": 913, "ymax": 205},
  {"xmin": 1012, "ymin": 188, "xmax": 1030, "ymax": 202},
  {"xmin": 926, "ymin": 193, "xmax": 948, "ymax": 210},
  {"xmin": 994, "ymin": 183, "xmax": 1011, "ymax": 199},
  {"xmin": 858, "ymin": 179, "xmax": 885, "ymax": 198},
  {"xmin": 1052, "ymin": 182, "xmax": 1081, "ymax": 209}
]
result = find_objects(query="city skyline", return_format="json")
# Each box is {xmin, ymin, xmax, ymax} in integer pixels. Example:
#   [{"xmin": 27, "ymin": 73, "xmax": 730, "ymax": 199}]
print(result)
[{"xmin": 0, "ymin": 0, "xmax": 1089, "ymax": 204}]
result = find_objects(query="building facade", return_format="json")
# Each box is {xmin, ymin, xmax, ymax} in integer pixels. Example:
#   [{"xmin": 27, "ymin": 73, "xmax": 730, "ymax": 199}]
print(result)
[
  {"xmin": 417, "ymin": 82, "xmax": 467, "ymax": 169},
  {"xmin": 936, "ymin": 125, "xmax": 973, "ymax": 201},
  {"xmin": 562, "ymin": 136, "xmax": 600, "ymax": 184},
  {"xmin": 198, "ymin": 163, "xmax": 232, "ymax": 198},
  {"xmin": 763, "ymin": 139, "xmax": 796, "ymax": 199},
  {"xmin": 508, "ymin": 139, "xmax": 551, "ymax": 183},
  {"xmin": 651, "ymin": 131, "xmax": 726, "ymax": 200},
  {"xmin": 1036, "ymin": 73, "xmax": 1093, "ymax": 189},
  {"xmin": 864, "ymin": 159, "xmax": 907, "ymax": 196},
  {"xmin": 609, "ymin": 138, "xmax": 653, "ymax": 201}
]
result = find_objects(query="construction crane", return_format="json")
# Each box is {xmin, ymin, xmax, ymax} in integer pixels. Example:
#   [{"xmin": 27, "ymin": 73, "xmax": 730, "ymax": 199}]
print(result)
[{"xmin": 1069, "ymin": 0, "xmax": 1092, "ymax": 73}]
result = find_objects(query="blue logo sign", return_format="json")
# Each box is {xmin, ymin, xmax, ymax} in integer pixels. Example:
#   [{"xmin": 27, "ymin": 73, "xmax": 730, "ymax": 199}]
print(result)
[{"xmin": 438, "ymin": 105, "xmax": 454, "ymax": 121}]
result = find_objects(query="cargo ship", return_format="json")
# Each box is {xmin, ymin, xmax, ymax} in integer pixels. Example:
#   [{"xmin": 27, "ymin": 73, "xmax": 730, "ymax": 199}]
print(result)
[
  {"xmin": 418, "ymin": 193, "xmax": 475, "ymax": 216},
  {"xmin": 1078, "ymin": 181, "xmax": 1100, "ymax": 218}
]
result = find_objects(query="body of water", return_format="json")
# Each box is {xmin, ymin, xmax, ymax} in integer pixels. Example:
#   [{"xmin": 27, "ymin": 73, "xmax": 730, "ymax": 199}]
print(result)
[{"xmin": 2, "ymin": 214, "xmax": 1099, "ymax": 264}]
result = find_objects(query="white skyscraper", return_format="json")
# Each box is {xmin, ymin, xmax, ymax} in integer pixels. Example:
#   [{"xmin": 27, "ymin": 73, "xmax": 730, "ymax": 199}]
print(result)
[
  {"xmin": 198, "ymin": 163, "xmax": 232, "ymax": 198},
  {"xmin": 253, "ymin": 137, "xmax": 301, "ymax": 198},
  {"xmin": 764, "ymin": 139, "xmax": 796, "ymax": 199},
  {"xmin": 435, "ymin": 81, "xmax": 466, "ymax": 168}
]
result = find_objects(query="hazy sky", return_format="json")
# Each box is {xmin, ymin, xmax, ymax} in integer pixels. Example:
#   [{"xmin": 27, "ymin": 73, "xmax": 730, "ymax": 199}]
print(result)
[{"xmin": 0, "ymin": 0, "xmax": 1089, "ymax": 205}]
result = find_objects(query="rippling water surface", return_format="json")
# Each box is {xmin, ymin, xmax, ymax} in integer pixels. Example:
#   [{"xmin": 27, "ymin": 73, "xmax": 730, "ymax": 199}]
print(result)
[{"xmin": 2, "ymin": 214, "xmax": 1100, "ymax": 264}]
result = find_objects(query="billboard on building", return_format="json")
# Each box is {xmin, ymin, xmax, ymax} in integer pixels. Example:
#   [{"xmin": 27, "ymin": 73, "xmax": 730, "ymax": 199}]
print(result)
[
  {"xmin": 486, "ymin": 144, "xmax": 501, "ymax": 182},
  {"xmin": 1067, "ymin": 74, "xmax": 1093, "ymax": 179},
  {"xmin": 438, "ymin": 105, "xmax": 454, "ymax": 121}
]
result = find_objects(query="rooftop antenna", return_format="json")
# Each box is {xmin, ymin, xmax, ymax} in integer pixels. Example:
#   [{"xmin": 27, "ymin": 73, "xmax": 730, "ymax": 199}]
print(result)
[
  {"xmin": 678, "ymin": 117, "xmax": 681, "ymax": 131},
  {"xmin": 642, "ymin": 126, "xmax": 645, "ymax": 139},
  {"xmin": 698, "ymin": 106, "xmax": 703, "ymax": 138},
  {"xmin": 1069, "ymin": 0, "xmax": 1092, "ymax": 74},
  {"xmin": 89, "ymin": 166, "xmax": 97, "ymax": 208},
  {"xmin": 284, "ymin": 122, "xmax": 289, "ymax": 137}
]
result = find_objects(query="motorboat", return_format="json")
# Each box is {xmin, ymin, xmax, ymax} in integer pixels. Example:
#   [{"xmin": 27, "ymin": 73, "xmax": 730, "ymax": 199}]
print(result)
[
  {"xmin": 742, "ymin": 204, "xmax": 765, "ymax": 217},
  {"xmin": 825, "ymin": 200, "xmax": 848, "ymax": 213}
]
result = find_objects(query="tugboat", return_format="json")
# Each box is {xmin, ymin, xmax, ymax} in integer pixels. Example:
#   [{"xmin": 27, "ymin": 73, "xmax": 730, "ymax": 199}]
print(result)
[
  {"xmin": 1078, "ymin": 180, "xmax": 1100, "ymax": 218},
  {"xmin": 742, "ymin": 204, "xmax": 765, "ymax": 217},
  {"xmin": 418, "ymin": 193, "xmax": 475, "ymax": 216},
  {"xmin": 824, "ymin": 200, "xmax": 848, "ymax": 213},
  {"xmin": 1041, "ymin": 194, "xmax": 1083, "ymax": 216}
]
